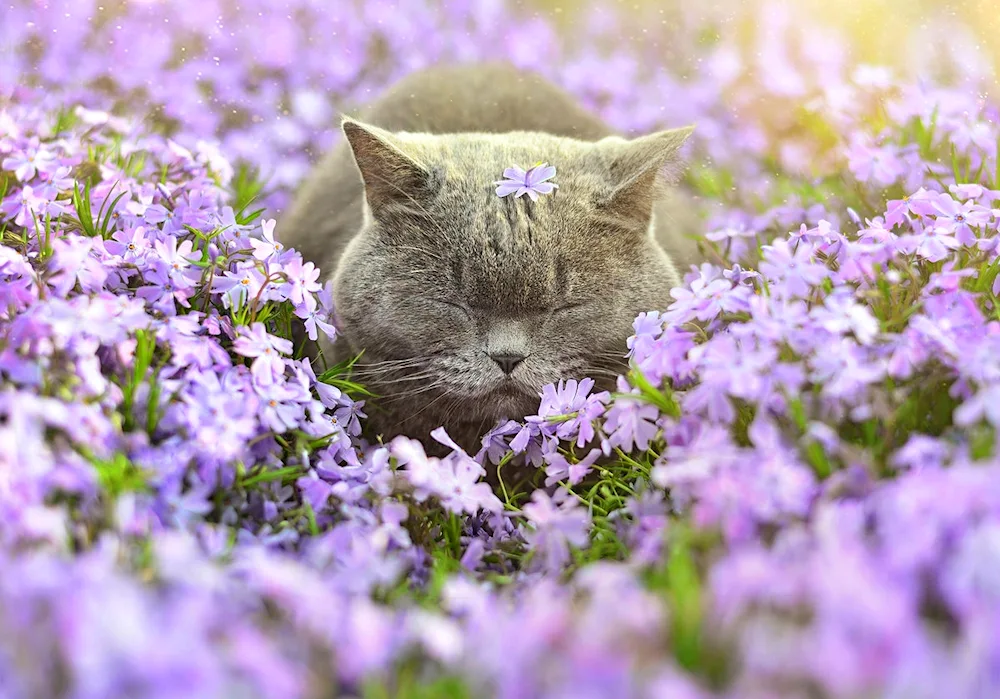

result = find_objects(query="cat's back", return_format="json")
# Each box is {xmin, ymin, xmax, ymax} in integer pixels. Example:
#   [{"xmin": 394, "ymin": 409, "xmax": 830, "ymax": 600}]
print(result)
[
  {"xmin": 351, "ymin": 63, "xmax": 613, "ymax": 138},
  {"xmin": 280, "ymin": 63, "xmax": 614, "ymax": 271}
]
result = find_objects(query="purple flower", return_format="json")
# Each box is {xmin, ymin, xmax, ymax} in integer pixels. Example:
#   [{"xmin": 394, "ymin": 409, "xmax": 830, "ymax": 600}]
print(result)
[
  {"xmin": 626, "ymin": 311, "xmax": 664, "ymax": 359},
  {"xmin": 811, "ymin": 289, "xmax": 880, "ymax": 345},
  {"xmin": 143, "ymin": 202, "xmax": 182, "ymax": 234},
  {"xmin": 47, "ymin": 237, "xmax": 108, "ymax": 296},
  {"xmin": 297, "ymin": 470, "xmax": 334, "ymax": 511},
  {"xmin": 390, "ymin": 433, "xmax": 501, "ymax": 515},
  {"xmin": 2, "ymin": 140, "xmax": 56, "ymax": 181},
  {"xmin": 333, "ymin": 398, "xmax": 366, "ymax": 437},
  {"xmin": 809, "ymin": 337, "xmax": 885, "ymax": 403},
  {"xmin": 476, "ymin": 419, "xmax": 521, "ymax": 465},
  {"xmin": 759, "ymin": 238, "xmax": 829, "ymax": 298},
  {"xmin": 153, "ymin": 235, "xmax": 197, "ymax": 279},
  {"xmin": 250, "ymin": 219, "xmax": 288, "ymax": 261},
  {"xmin": 926, "ymin": 193, "xmax": 992, "ymax": 246},
  {"xmin": 940, "ymin": 521, "xmax": 1000, "ymax": 618},
  {"xmin": 898, "ymin": 220, "xmax": 962, "ymax": 263},
  {"xmin": 1, "ymin": 184, "xmax": 56, "ymax": 227},
  {"xmin": 281, "ymin": 254, "xmax": 321, "ymax": 310},
  {"xmin": 35, "ymin": 165, "xmax": 75, "ymax": 197},
  {"xmin": 543, "ymin": 447, "xmax": 601, "ymax": 487},
  {"xmin": 522, "ymin": 490, "xmax": 590, "ymax": 572},
  {"xmin": 494, "ymin": 162, "xmax": 558, "ymax": 201},
  {"xmin": 954, "ymin": 383, "xmax": 1000, "ymax": 428},
  {"xmin": 298, "ymin": 280, "xmax": 337, "ymax": 341},
  {"xmin": 891, "ymin": 435, "xmax": 950, "ymax": 471},
  {"xmin": 104, "ymin": 225, "xmax": 152, "ymax": 263},
  {"xmin": 845, "ymin": 135, "xmax": 906, "ymax": 186},
  {"xmin": 603, "ymin": 385, "xmax": 660, "ymax": 453},
  {"xmin": 527, "ymin": 377, "xmax": 610, "ymax": 447},
  {"xmin": 232, "ymin": 322, "xmax": 293, "ymax": 385},
  {"xmin": 174, "ymin": 190, "xmax": 214, "ymax": 231},
  {"xmin": 255, "ymin": 380, "xmax": 307, "ymax": 432},
  {"xmin": 723, "ymin": 263, "xmax": 760, "ymax": 286},
  {"xmin": 667, "ymin": 275, "xmax": 745, "ymax": 323},
  {"xmin": 212, "ymin": 264, "xmax": 266, "ymax": 309},
  {"xmin": 135, "ymin": 263, "xmax": 194, "ymax": 313}
]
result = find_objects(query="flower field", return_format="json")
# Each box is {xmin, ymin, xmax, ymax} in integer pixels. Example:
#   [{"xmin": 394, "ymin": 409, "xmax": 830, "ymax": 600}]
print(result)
[{"xmin": 2, "ymin": 1, "xmax": 1000, "ymax": 697}]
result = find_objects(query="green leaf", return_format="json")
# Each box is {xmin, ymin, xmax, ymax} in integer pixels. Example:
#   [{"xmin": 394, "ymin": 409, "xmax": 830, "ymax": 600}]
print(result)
[
  {"xmin": 86, "ymin": 451, "xmax": 149, "ymax": 499},
  {"xmin": 121, "ymin": 329, "xmax": 158, "ymax": 433},
  {"xmin": 240, "ymin": 465, "xmax": 303, "ymax": 487},
  {"xmin": 71, "ymin": 181, "xmax": 97, "ymax": 237},
  {"xmin": 647, "ymin": 526, "xmax": 706, "ymax": 673},
  {"xmin": 626, "ymin": 367, "xmax": 681, "ymax": 418}
]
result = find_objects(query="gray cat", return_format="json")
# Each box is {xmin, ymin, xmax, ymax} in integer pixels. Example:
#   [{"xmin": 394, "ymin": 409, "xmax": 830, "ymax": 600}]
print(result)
[{"xmin": 280, "ymin": 63, "xmax": 701, "ymax": 454}]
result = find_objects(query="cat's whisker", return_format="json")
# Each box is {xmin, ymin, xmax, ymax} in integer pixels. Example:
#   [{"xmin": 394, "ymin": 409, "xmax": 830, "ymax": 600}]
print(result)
[
  {"xmin": 349, "ymin": 360, "xmax": 433, "ymax": 377},
  {"xmin": 354, "ymin": 356, "xmax": 431, "ymax": 367},
  {"xmin": 357, "ymin": 380, "xmax": 436, "ymax": 393},
  {"xmin": 592, "ymin": 350, "xmax": 630, "ymax": 360},
  {"xmin": 351, "ymin": 367, "xmax": 434, "ymax": 380},
  {"xmin": 580, "ymin": 368, "xmax": 623, "ymax": 378},
  {"xmin": 433, "ymin": 398, "xmax": 475, "ymax": 440},
  {"xmin": 379, "ymin": 382, "xmax": 448, "ymax": 401},
  {"xmin": 400, "ymin": 388, "xmax": 460, "ymax": 425}
]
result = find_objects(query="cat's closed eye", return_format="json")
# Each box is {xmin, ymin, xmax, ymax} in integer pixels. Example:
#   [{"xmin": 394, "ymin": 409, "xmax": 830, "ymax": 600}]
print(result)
[
  {"xmin": 428, "ymin": 298, "xmax": 585, "ymax": 321},
  {"xmin": 430, "ymin": 298, "xmax": 472, "ymax": 320}
]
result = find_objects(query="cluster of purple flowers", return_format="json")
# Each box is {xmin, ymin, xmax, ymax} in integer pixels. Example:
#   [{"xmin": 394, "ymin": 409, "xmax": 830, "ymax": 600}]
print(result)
[{"xmin": 3, "ymin": 0, "xmax": 1000, "ymax": 697}]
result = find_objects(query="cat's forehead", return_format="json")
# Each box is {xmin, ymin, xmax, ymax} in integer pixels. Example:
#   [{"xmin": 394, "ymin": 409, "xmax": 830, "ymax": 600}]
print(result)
[
  {"xmin": 429, "ymin": 132, "xmax": 602, "ymax": 184},
  {"xmin": 408, "ymin": 134, "xmax": 610, "ymax": 258}
]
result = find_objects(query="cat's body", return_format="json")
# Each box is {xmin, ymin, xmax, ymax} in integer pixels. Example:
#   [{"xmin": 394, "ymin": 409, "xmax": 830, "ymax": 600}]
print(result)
[{"xmin": 281, "ymin": 63, "xmax": 701, "ymax": 453}]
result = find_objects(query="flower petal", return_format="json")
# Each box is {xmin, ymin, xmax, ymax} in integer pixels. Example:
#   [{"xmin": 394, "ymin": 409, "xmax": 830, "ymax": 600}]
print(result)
[
  {"xmin": 502, "ymin": 166, "xmax": 527, "ymax": 182},
  {"xmin": 495, "ymin": 182, "xmax": 521, "ymax": 197},
  {"xmin": 526, "ymin": 164, "xmax": 556, "ymax": 186}
]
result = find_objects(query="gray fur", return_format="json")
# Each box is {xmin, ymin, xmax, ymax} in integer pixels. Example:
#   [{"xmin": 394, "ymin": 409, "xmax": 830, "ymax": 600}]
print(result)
[{"xmin": 280, "ymin": 63, "xmax": 702, "ymax": 452}]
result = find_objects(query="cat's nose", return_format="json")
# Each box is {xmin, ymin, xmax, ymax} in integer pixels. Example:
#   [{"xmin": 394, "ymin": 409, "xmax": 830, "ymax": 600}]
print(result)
[{"xmin": 490, "ymin": 352, "xmax": 526, "ymax": 375}]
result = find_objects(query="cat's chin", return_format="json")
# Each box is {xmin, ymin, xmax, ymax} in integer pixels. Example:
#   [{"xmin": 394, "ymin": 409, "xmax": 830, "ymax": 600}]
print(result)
[{"xmin": 460, "ymin": 380, "xmax": 539, "ymax": 422}]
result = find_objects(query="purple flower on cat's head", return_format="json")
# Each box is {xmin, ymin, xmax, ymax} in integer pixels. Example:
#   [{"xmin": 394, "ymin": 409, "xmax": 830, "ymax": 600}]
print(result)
[{"xmin": 494, "ymin": 162, "xmax": 558, "ymax": 201}]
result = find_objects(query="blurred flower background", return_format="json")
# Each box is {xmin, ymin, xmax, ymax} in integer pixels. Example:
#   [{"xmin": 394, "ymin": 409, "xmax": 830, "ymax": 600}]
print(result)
[{"xmin": 3, "ymin": 0, "xmax": 1000, "ymax": 698}]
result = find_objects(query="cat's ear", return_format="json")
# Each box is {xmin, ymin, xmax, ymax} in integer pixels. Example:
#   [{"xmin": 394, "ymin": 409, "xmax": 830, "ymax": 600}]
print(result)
[
  {"xmin": 341, "ymin": 117, "xmax": 433, "ymax": 218},
  {"xmin": 597, "ymin": 126, "xmax": 695, "ymax": 229}
]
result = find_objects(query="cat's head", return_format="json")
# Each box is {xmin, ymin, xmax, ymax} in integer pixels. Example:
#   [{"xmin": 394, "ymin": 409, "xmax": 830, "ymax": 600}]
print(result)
[{"xmin": 331, "ymin": 117, "xmax": 693, "ymax": 439}]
